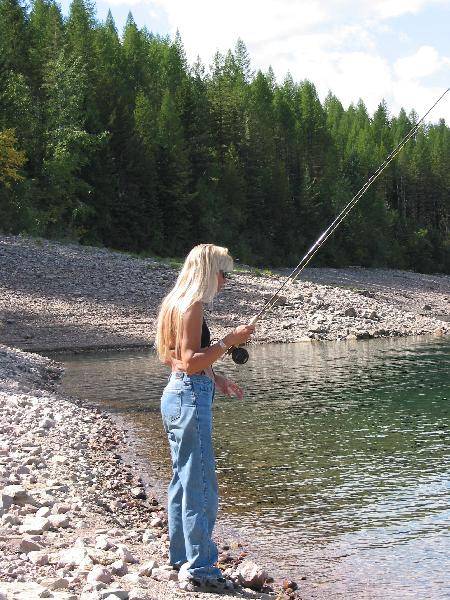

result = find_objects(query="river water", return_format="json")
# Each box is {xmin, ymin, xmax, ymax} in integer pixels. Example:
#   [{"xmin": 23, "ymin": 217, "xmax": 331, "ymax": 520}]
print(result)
[{"xmin": 58, "ymin": 336, "xmax": 449, "ymax": 599}]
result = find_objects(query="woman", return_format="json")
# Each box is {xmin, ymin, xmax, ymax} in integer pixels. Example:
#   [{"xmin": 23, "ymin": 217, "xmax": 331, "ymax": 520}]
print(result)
[{"xmin": 155, "ymin": 244, "xmax": 255, "ymax": 593}]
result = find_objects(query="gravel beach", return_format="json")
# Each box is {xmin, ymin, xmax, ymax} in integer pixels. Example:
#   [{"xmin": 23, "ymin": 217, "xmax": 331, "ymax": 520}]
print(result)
[
  {"xmin": 0, "ymin": 235, "xmax": 448, "ymax": 352},
  {"xmin": 0, "ymin": 345, "xmax": 278, "ymax": 600},
  {"xmin": 0, "ymin": 234, "xmax": 449, "ymax": 599}
]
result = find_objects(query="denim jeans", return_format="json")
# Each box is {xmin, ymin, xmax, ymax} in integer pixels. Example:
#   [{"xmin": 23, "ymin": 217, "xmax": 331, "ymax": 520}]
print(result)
[{"xmin": 160, "ymin": 372, "xmax": 222, "ymax": 580}]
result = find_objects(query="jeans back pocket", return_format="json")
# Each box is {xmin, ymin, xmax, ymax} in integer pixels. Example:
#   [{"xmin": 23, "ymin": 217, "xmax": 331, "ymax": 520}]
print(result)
[{"xmin": 161, "ymin": 390, "xmax": 182, "ymax": 422}]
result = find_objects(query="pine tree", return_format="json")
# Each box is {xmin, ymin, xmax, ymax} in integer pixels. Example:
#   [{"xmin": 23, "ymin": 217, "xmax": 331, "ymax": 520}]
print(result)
[
  {"xmin": 0, "ymin": 0, "xmax": 29, "ymax": 74},
  {"xmin": 156, "ymin": 89, "xmax": 192, "ymax": 254}
]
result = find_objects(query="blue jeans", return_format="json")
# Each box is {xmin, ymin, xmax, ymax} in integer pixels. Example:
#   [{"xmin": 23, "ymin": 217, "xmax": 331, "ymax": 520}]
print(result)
[{"xmin": 160, "ymin": 372, "xmax": 222, "ymax": 580}]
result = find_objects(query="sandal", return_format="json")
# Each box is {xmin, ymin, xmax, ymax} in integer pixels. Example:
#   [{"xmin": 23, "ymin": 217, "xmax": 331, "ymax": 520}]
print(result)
[{"xmin": 179, "ymin": 576, "xmax": 234, "ymax": 593}]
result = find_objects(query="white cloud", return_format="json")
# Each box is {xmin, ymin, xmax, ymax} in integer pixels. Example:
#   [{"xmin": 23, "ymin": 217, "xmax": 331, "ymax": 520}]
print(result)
[
  {"xmin": 394, "ymin": 45, "xmax": 450, "ymax": 80},
  {"xmin": 367, "ymin": 0, "xmax": 448, "ymax": 20},
  {"xmin": 103, "ymin": 0, "xmax": 144, "ymax": 6},
  {"xmin": 142, "ymin": 0, "xmax": 450, "ymax": 123},
  {"xmin": 151, "ymin": 0, "xmax": 328, "ymax": 60}
]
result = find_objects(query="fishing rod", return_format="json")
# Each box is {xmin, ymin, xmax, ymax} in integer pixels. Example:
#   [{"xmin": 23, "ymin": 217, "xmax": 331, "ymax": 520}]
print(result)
[{"xmin": 228, "ymin": 87, "xmax": 450, "ymax": 365}]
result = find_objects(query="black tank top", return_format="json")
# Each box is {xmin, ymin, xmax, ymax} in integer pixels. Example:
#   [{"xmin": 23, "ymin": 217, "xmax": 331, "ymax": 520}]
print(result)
[{"xmin": 201, "ymin": 318, "xmax": 211, "ymax": 347}]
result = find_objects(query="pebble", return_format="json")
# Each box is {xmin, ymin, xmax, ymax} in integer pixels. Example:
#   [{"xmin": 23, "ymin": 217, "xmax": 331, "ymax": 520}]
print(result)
[
  {"xmin": 87, "ymin": 566, "xmax": 113, "ymax": 585},
  {"xmin": 111, "ymin": 560, "xmax": 128, "ymax": 576},
  {"xmin": 128, "ymin": 589, "xmax": 148, "ymax": 600},
  {"xmin": 40, "ymin": 577, "xmax": 70, "ymax": 590},
  {"xmin": 150, "ymin": 517, "xmax": 162, "ymax": 528},
  {"xmin": 20, "ymin": 537, "xmax": 43, "ymax": 552},
  {"xmin": 117, "ymin": 545, "xmax": 138, "ymax": 564},
  {"xmin": 28, "ymin": 551, "xmax": 49, "ymax": 566},
  {"xmin": 137, "ymin": 560, "xmax": 157, "ymax": 576},
  {"xmin": 151, "ymin": 567, "xmax": 178, "ymax": 582},
  {"xmin": 99, "ymin": 589, "xmax": 129, "ymax": 600},
  {"xmin": 19, "ymin": 516, "xmax": 50, "ymax": 535},
  {"xmin": 48, "ymin": 514, "xmax": 70, "ymax": 529}
]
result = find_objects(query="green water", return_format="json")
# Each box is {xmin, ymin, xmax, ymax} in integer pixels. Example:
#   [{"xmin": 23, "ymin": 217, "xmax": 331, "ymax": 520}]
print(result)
[{"xmin": 59, "ymin": 336, "xmax": 449, "ymax": 599}]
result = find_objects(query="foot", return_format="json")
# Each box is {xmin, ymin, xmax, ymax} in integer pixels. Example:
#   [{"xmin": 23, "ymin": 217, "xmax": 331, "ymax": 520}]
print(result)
[{"xmin": 179, "ymin": 576, "xmax": 234, "ymax": 594}]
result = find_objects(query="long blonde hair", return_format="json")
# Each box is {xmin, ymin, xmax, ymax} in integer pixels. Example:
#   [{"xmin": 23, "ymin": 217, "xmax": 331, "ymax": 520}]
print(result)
[{"xmin": 156, "ymin": 244, "xmax": 233, "ymax": 361}]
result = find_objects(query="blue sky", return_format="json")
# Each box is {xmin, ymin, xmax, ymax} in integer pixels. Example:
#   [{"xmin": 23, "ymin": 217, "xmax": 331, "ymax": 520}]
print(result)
[{"xmin": 57, "ymin": 0, "xmax": 450, "ymax": 123}]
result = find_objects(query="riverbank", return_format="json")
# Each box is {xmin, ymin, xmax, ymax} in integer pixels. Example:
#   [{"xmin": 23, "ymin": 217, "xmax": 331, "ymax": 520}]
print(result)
[
  {"xmin": 0, "ymin": 235, "xmax": 448, "ymax": 352},
  {"xmin": 0, "ymin": 345, "xmax": 286, "ymax": 600},
  {"xmin": 1, "ymin": 235, "xmax": 448, "ymax": 599}
]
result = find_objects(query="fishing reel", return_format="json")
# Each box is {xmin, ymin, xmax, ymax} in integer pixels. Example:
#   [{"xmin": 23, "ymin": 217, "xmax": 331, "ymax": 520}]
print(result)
[
  {"xmin": 226, "ymin": 316, "xmax": 257, "ymax": 364},
  {"xmin": 227, "ymin": 345, "xmax": 250, "ymax": 364}
]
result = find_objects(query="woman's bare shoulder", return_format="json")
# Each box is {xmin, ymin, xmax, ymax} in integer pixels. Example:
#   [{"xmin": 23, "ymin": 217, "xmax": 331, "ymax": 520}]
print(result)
[{"xmin": 184, "ymin": 301, "xmax": 204, "ymax": 318}]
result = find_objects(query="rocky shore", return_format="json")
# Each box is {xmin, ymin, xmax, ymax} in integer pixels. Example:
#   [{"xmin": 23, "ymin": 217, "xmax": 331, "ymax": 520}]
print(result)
[
  {"xmin": 0, "ymin": 235, "xmax": 448, "ymax": 352},
  {"xmin": 0, "ymin": 234, "xmax": 449, "ymax": 599},
  {"xmin": 1, "ymin": 345, "xmax": 288, "ymax": 600}
]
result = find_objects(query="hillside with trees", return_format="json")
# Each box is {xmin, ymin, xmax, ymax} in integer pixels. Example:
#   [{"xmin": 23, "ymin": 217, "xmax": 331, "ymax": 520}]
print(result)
[{"xmin": 0, "ymin": 0, "xmax": 449, "ymax": 272}]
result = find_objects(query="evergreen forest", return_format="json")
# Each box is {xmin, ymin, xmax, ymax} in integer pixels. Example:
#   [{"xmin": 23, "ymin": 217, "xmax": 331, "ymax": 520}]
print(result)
[{"xmin": 1, "ymin": 0, "xmax": 449, "ymax": 272}]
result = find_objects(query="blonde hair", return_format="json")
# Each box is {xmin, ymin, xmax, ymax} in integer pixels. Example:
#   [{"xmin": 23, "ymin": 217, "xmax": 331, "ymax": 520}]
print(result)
[{"xmin": 156, "ymin": 244, "xmax": 233, "ymax": 361}]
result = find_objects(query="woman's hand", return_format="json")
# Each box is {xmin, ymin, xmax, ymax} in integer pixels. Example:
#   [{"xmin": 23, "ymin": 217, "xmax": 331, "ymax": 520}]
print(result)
[
  {"xmin": 227, "ymin": 324, "xmax": 255, "ymax": 347},
  {"xmin": 215, "ymin": 374, "xmax": 244, "ymax": 399}
]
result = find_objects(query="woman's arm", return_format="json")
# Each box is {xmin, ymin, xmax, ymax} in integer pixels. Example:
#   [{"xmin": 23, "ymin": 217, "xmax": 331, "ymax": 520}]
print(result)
[
  {"xmin": 180, "ymin": 301, "xmax": 254, "ymax": 375},
  {"xmin": 214, "ymin": 372, "xmax": 244, "ymax": 399}
]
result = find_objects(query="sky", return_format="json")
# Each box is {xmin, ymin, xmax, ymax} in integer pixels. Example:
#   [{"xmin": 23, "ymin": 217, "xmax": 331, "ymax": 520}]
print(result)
[{"xmin": 59, "ymin": 0, "xmax": 450, "ymax": 123}]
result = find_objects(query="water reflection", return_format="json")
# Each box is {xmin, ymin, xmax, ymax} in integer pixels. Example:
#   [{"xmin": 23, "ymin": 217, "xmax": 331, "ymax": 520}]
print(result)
[{"xmin": 58, "ymin": 336, "xmax": 450, "ymax": 599}]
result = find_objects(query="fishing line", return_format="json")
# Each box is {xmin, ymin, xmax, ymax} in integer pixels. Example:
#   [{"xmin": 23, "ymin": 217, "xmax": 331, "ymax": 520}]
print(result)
[{"xmin": 228, "ymin": 88, "xmax": 449, "ymax": 364}]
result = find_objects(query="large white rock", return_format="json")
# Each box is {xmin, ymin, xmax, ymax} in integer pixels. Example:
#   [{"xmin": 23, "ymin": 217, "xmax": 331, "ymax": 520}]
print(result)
[
  {"xmin": 233, "ymin": 559, "xmax": 269, "ymax": 590},
  {"xmin": 120, "ymin": 574, "xmax": 147, "ymax": 587},
  {"xmin": 48, "ymin": 513, "xmax": 70, "ymax": 529},
  {"xmin": 19, "ymin": 516, "xmax": 50, "ymax": 535},
  {"xmin": 58, "ymin": 541, "xmax": 88, "ymax": 568},
  {"xmin": 95, "ymin": 534, "xmax": 112, "ymax": 551}
]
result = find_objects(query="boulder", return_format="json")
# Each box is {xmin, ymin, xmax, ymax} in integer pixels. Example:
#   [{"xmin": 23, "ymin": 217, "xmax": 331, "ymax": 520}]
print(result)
[{"xmin": 233, "ymin": 559, "xmax": 269, "ymax": 590}]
